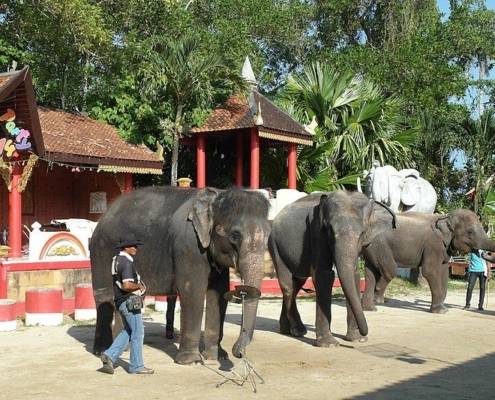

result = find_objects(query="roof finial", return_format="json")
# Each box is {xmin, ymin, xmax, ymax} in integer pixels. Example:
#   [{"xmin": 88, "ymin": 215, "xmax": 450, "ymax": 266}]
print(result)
[{"xmin": 242, "ymin": 56, "xmax": 257, "ymax": 87}]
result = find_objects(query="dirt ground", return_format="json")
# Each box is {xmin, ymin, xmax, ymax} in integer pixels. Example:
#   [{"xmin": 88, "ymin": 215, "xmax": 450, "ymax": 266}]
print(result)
[{"xmin": 1, "ymin": 290, "xmax": 495, "ymax": 400}]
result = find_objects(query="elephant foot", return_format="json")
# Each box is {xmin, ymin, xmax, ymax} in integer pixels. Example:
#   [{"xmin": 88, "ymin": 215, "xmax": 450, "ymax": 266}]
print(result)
[
  {"xmin": 290, "ymin": 324, "xmax": 307, "ymax": 337},
  {"xmin": 344, "ymin": 330, "xmax": 368, "ymax": 342},
  {"xmin": 279, "ymin": 318, "xmax": 290, "ymax": 335},
  {"xmin": 175, "ymin": 350, "xmax": 202, "ymax": 365},
  {"xmin": 316, "ymin": 335, "xmax": 340, "ymax": 348},
  {"xmin": 362, "ymin": 301, "xmax": 377, "ymax": 312},
  {"xmin": 202, "ymin": 345, "xmax": 229, "ymax": 361},
  {"xmin": 430, "ymin": 304, "xmax": 448, "ymax": 314}
]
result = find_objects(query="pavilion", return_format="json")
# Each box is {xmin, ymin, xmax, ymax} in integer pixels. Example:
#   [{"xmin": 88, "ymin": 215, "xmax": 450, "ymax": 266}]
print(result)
[{"xmin": 188, "ymin": 57, "xmax": 314, "ymax": 189}]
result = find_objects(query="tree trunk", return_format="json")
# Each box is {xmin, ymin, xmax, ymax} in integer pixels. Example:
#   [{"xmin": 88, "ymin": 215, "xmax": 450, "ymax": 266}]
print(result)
[{"xmin": 170, "ymin": 104, "xmax": 183, "ymax": 187}]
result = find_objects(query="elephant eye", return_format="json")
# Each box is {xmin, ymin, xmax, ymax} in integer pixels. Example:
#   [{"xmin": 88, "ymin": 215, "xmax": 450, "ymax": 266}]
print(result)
[{"xmin": 230, "ymin": 230, "xmax": 242, "ymax": 242}]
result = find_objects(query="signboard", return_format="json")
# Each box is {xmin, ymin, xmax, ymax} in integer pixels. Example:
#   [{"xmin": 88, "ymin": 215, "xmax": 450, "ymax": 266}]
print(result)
[
  {"xmin": 0, "ymin": 108, "xmax": 33, "ymax": 158},
  {"xmin": 89, "ymin": 192, "xmax": 107, "ymax": 213}
]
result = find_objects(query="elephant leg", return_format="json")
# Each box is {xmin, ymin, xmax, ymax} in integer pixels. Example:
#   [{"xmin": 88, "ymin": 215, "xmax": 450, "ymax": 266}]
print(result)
[
  {"xmin": 374, "ymin": 262, "xmax": 396, "ymax": 305},
  {"xmin": 345, "ymin": 263, "xmax": 367, "ymax": 342},
  {"xmin": 423, "ymin": 260, "xmax": 449, "ymax": 314},
  {"xmin": 280, "ymin": 276, "xmax": 307, "ymax": 337},
  {"xmin": 93, "ymin": 290, "xmax": 115, "ymax": 355},
  {"xmin": 362, "ymin": 261, "xmax": 379, "ymax": 311},
  {"xmin": 203, "ymin": 268, "xmax": 229, "ymax": 361},
  {"xmin": 165, "ymin": 295, "xmax": 177, "ymax": 339},
  {"xmin": 313, "ymin": 267, "xmax": 339, "ymax": 347},
  {"xmin": 272, "ymin": 245, "xmax": 308, "ymax": 337},
  {"xmin": 175, "ymin": 265, "xmax": 210, "ymax": 365}
]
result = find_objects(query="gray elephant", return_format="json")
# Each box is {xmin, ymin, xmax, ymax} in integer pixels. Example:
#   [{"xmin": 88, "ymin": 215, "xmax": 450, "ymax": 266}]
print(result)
[
  {"xmin": 362, "ymin": 209, "xmax": 495, "ymax": 313},
  {"xmin": 90, "ymin": 186, "xmax": 271, "ymax": 364},
  {"xmin": 268, "ymin": 191, "xmax": 396, "ymax": 346},
  {"xmin": 366, "ymin": 162, "xmax": 437, "ymax": 213}
]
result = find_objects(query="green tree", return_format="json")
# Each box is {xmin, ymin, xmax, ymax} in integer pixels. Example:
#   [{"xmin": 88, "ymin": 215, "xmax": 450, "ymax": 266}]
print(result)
[
  {"xmin": 279, "ymin": 62, "xmax": 415, "ymax": 191},
  {"xmin": 0, "ymin": 0, "xmax": 112, "ymax": 110},
  {"xmin": 461, "ymin": 109, "xmax": 495, "ymax": 220},
  {"xmin": 139, "ymin": 34, "xmax": 246, "ymax": 185}
]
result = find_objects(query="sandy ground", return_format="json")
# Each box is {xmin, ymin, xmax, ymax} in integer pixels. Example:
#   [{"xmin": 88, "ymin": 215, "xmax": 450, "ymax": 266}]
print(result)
[{"xmin": 1, "ymin": 291, "xmax": 495, "ymax": 400}]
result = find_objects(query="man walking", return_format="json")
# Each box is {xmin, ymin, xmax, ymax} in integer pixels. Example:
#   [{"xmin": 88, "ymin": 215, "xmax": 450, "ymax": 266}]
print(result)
[{"xmin": 100, "ymin": 235, "xmax": 154, "ymax": 374}]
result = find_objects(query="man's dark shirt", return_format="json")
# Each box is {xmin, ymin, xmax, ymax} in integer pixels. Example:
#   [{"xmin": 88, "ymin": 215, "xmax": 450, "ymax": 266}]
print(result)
[{"xmin": 112, "ymin": 253, "xmax": 139, "ymax": 308}]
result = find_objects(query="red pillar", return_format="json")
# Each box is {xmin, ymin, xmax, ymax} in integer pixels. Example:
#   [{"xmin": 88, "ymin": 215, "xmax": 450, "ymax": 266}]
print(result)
[
  {"xmin": 196, "ymin": 134, "xmax": 206, "ymax": 188},
  {"xmin": 124, "ymin": 173, "xmax": 133, "ymax": 193},
  {"xmin": 250, "ymin": 127, "xmax": 260, "ymax": 189},
  {"xmin": 235, "ymin": 133, "xmax": 244, "ymax": 187},
  {"xmin": 0, "ymin": 264, "xmax": 7, "ymax": 298},
  {"xmin": 288, "ymin": 143, "xmax": 297, "ymax": 189},
  {"xmin": 8, "ymin": 165, "xmax": 22, "ymax": 258}
]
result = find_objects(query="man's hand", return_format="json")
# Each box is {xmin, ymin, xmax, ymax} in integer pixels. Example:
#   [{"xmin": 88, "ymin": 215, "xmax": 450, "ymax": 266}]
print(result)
[{"xmin": 123, "ymin": 281, "xmax": 144, "ymax": 292}]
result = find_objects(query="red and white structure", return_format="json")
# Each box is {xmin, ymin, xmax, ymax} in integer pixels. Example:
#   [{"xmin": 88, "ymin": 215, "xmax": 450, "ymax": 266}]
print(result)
[
  {"xmin": 0, "ymin": 299, "xmax": 17, "ymax": 331},
  {"xmin": 74, "ymin": 283, "xmax": 96, "ymax": 321},
  {"xmin": 25, "ymin": 288, "xmax": 63, "ymax": 326},
  {"xmin": 187, "ymin": 57, "xmax": 314, "ymax": 190}
]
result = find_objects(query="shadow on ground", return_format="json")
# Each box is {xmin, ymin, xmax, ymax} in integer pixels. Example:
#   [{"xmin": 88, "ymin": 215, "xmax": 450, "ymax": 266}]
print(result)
[
  {"xmin": 351, "ymin": 351, "xmax": 495, "ymax": 400},
  {"xmin": 374, "ymin": 297, "xmax": 495, "ymax": 316}
]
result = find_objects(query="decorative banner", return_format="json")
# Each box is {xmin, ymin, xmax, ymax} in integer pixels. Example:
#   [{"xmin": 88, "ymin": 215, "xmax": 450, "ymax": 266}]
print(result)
[{"xmin": 0, "ymin": 108, "xmax": 33, "ymax": 158}]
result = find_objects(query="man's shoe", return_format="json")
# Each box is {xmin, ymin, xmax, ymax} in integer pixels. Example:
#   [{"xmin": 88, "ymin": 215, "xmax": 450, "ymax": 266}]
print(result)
[
  {"xmin": 100, "ymin": 353, "xmax": 114, "ymax": 374},
  {"xmin": 463, "ymin": 305, "xmax": 470, "ymax": 310},
  {"xmin": 478, "ymin": 306, "xmax": 484, "ymax": 311},
  {"xmin": 132, "ymin": 367, "xmax": 154, "ymax": 375}
]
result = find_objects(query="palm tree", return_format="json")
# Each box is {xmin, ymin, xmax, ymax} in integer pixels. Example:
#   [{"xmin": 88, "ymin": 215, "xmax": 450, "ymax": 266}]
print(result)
[
  {"xmin": 279, "ymin": 62, "xmax": 415, "ymax": 191},
  {"xmin": 140, "ymin": 34, "xmax": 246, "ymax": 185}
]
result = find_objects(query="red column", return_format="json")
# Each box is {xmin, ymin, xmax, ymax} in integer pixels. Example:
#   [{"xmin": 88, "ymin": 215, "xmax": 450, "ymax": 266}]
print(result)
[
  {"xmin": 196, "ymin": 134, "xmax": 206, "ymax": 188},
  {"xmin": 235, "ymin": 133, "xmax": 244, "ymax": 187},
  {"xmin": 0, "ymin": 264, "xmax": 7, "ymax": 298},
  {"xmin": 124, "ymin": 173, "xmax": 133, "ymax": 193},
  {"xmin": 8, "ymin": 165, "xmax": 22, "ymax": 258},
  {"xmin": 250, "ymin": 127, "xmax": 260, "ymax": 189},
  {"xmin": 288, "ymin": 143, "xmax": 297, "ymax": 189}
]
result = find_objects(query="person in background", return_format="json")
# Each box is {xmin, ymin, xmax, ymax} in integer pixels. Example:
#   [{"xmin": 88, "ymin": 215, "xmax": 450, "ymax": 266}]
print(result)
[
  {"xmin": 464, "ymin": 249, "xmax": 495, "ymax": 311},
  {"xmin": 100, "ymin": 235, "xmax": 154, "ymax": 375}
]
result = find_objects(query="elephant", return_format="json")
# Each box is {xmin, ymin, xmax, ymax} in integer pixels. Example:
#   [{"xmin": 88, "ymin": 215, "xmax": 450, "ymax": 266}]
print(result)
[
  {"xmin": 361, "ymin": 209, "xmax": 495, "ymax": 313},
  {"xmin": 366, "ymin": 162, "xmax": 437, "ymax": 213},
  {"xmin": 268, "ymin": 190, "xmax": 397, "ymax": 346},
  {"xmin": 90, "ymin": 186, "xmax": 271, "ymax": 365}
]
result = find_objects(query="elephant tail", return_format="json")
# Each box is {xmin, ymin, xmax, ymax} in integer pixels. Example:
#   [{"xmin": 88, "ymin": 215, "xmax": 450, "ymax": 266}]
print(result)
[{"xmin": 90, "ymin": 231, "xmax": 117, "ymax": 354}]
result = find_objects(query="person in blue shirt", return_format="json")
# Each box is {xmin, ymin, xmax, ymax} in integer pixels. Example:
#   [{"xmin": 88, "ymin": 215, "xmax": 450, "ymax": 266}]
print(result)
[{"xmin": 464, "ymin": 249, "xmax": 495, "ymax": 311}]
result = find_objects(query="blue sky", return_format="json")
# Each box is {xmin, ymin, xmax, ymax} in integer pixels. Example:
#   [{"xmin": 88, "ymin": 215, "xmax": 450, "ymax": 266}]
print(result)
[
  {"xmin": 438, "ymin": 0, "xmax": 495, "ymax": 15},
  {"xmin": 437, "ymin": 1, "xmax": 494, "ymax": 168}
]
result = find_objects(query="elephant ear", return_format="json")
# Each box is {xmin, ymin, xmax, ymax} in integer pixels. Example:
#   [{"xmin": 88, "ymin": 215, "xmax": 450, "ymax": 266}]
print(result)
[
  {"xmin": 401, "ymin": 175, "xmax": 421, "ymax": 206},
  {"xmin": 362, "ymin": 201, "xmax": 397, "ymax": 246},
  {"xmin": 434, "ymin": 216, "xmax": 453, "ymax": 247},
  {"xmin": 188, "ymin": 188, "xmax": 219, "ymax": 249}
]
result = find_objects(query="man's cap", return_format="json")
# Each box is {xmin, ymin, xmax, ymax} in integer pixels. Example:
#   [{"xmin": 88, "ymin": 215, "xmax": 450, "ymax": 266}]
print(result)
[{"xmin": 115, "ymin": 234, "xmax": 143, "ymax": 250}]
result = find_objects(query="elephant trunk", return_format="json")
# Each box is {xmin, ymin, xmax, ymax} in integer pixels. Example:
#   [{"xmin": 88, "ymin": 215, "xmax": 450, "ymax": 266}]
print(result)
[
  {"xmin": 232, "ymin": 251, "xmax": 264, "ymax": 358},
  {"xmin": 479, "ymin": 237, "xmax": 495, "ymax": 252},
  {"xmin": 334, "ymin": 239, "xmax": 368, "ymax": 337}
]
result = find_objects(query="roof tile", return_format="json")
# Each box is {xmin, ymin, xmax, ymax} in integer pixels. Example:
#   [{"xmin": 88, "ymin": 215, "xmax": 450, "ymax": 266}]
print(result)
[
  {"xmin": 38, "ymin": 107, "xmax": 161, "ymax": 165},
  {"xmin": 192, "ymin": 90, "xmax": 312, "ymax": 142}
]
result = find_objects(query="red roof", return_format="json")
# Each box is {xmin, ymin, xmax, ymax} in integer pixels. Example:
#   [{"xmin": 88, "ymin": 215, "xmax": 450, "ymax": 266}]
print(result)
[
  {"xmin": 38, "ymin": 107, "xmax": 162, "ymax": 170},
  {"xmin": 191, "ymin": 90, "xmax": 313, "ymax": 145}
]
